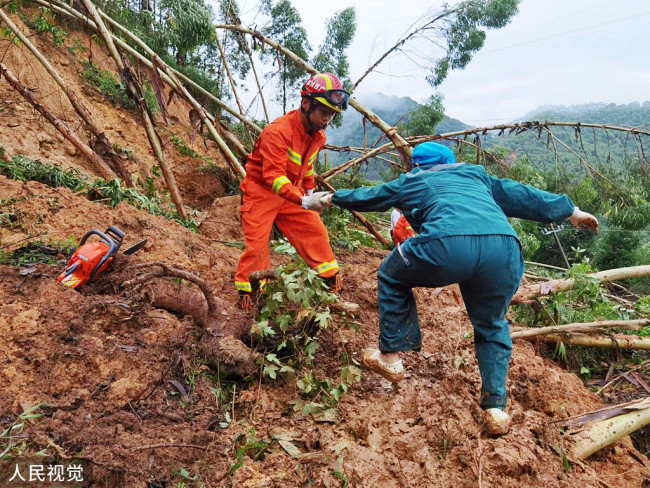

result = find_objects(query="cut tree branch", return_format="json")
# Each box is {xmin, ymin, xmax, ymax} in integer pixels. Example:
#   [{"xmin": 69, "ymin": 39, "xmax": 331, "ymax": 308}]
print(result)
[
  {"xmin": 562, "ymin": 398, "xmax": 650, "ymax": 460},
  {"xmin": 521, "ymin": 332, "xmax": 650, "ymax": 350}
]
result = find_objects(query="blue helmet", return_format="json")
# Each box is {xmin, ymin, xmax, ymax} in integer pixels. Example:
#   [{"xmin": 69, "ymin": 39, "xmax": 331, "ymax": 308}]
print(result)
[{"xmin": 411, "ymin": 142, "xmax": 455, "ymax": 166}]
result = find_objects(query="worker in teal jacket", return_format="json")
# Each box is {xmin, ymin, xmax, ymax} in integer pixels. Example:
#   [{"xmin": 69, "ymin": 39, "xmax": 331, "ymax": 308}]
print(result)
[{"xmin": 310, "ymin": 142, "xmax": 599, "ymax": 435}]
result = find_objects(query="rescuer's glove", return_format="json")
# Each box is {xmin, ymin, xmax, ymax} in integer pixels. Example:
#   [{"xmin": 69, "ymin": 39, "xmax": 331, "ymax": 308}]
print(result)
[{"xmin": 301, "ymin": 191, "xmax": 332, "ymax": 212}]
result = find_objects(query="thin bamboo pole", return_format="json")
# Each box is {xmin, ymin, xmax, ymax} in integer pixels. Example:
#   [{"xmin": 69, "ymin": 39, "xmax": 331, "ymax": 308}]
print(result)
[
  {"xmin": 213, "ymin": 33, "xmax": 253, "ymax": 145},
  {"xmin": 0, "ymin": 63, "xmax": 118, "ymax": 181},
  {"xmin": 246, "ymin": 48, "xmax": 269, "ymax": 123},
  {"xmin": 523, "ymin": 332, "xmax": 650, "ymax": 350},
  {"xmin": 78, "ymin": 0, "xmax": 187, "ymax": 219},
  {"xmin": 511, "ymin": 319, "xmax": 649, "ymax": 339},
  {"xmin": 0, "ymin": 7, "xmax": 133, "ymax": 185}
]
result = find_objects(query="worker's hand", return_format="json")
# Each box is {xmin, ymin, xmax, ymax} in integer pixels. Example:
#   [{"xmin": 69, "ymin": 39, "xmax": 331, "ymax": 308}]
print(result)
[
  {"xmin": 569, "ymin": 206, "xmax": 599, "ymax": 231},
  {"xmin": 301, "ymin": 191, "xmax": 332, "ymax": 212},
  {"xmin": 320, "ymin": 193, "xmax": 333, "ymax": 207}
]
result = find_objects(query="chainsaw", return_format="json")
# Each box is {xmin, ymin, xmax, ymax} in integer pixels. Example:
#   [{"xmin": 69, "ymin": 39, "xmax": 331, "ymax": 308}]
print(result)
[{"xmin": 56, "ymin": 226, "xmax": 146, "ymax": 289}]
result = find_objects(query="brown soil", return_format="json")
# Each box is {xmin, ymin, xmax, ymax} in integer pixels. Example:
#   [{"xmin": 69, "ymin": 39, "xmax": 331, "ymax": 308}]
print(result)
[{"xmin": 1, "ymin": 9, "xmax": 649, "ymax": 488}]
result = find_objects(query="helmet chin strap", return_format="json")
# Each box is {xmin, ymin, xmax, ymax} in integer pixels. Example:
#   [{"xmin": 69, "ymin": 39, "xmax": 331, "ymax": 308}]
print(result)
[{"xmin": 301, "ymin": 100, "xmax": 326, "ymax": 133}]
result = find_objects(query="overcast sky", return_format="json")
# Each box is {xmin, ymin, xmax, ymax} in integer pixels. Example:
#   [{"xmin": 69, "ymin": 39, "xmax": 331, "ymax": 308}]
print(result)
[{"xmin": 230, "ymin": 0, "xmax": 650, "ymax": 125}]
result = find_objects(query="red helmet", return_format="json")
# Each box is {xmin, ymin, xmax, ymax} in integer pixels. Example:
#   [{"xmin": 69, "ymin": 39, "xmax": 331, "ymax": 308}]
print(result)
[{"xmin": 300, "ymin": 73, "xmax": 350, "ymax": 113}]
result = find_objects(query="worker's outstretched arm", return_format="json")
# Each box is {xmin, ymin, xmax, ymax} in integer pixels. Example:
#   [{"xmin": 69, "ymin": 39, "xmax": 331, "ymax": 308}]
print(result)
[
  {"xmin": 330, "ymin": 177, "xmax": 402, "ymax": 212},
  {"xmin": 488, "ymin": 175, "xmax": 575, "ymax": 222},
  {"xmin": 259, "ymin": 127, "xmax": 305, "ymax": 205}
]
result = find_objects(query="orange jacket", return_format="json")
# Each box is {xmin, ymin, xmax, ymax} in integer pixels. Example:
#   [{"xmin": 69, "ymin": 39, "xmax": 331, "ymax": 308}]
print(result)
[
  {"xmin": 392, "ymin": 214, "xmax": 414, "ymax": 244},
  {"xmin": 244, "ymin": 109, "xmax": 325, "ymax": 205}
]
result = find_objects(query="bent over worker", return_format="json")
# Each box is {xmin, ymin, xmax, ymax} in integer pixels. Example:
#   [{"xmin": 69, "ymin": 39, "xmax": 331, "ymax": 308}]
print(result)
[
  {"xmin": 313, "ymin": 142, "xmax": 598, "ymax": 435},
  {"xmin": 235, "ymin": 73, "xmax": 348, "ymax": 311}
]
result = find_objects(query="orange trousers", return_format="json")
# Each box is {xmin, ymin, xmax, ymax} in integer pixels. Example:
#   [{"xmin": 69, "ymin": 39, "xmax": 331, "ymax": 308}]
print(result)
[{"xmin": 235, "ymin": 179, "xmax": 339, "ymax": 293}]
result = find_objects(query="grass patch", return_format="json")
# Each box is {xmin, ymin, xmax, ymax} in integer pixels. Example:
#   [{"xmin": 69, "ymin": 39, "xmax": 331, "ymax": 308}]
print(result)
[
  {"xmin": 0, "ymin": 154, "xmax": 197, "ymax": 230},
  {"xmin": 81, "ymin": 60, "xmax": 160, "ymax": 114}
]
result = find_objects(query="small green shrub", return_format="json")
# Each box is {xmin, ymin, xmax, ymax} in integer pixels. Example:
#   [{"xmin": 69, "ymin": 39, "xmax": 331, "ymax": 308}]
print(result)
[
  {"xmin": 322, "ymin": 207, "xmax": 383, "ymax": 250},
  {"xmin": 81, "ymin": 60, "xmax": 132, "ymax": 108},
  {"xmin": 33, "ymin": 7, "xmax": 67, "ymax": 46}
]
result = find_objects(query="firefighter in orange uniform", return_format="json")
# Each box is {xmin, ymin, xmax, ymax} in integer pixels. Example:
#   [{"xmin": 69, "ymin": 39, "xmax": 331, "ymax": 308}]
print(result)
[{"xmin": 235, "ymin": 73, "xmax": 350, "ymax": 311}]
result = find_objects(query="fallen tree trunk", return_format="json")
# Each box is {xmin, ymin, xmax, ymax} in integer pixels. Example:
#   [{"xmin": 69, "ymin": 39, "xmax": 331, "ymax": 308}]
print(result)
[
  {"xmin": 123, "ymin": 261, "xmax": 258, "ymax": 377},
  {"xmin": 161, "ymin": 59, "xmax": 246, "ymax": 180},
  {"xmin": 39, "ymin": 0, "xmax": 247, "ymax": 179},
  {"xmin": 523, "ymin": 332, "xmax": 650, "ymax": 350},
  {"xmin": 511, "ymin": 319, "xmax": 649, "ymax": 339},
  {"xmin": 511, "ymin": 265, "xmax": 650, "ymax": 303},
  {"xmin": 0, "ymin": 63, "xmax": 118, "ymax": 181},
  {"xmin": 0, "ymin": 8, "xmax": 133, "ymax": 185},
  {"xmin": 562, "ymin": 398, "xmax": 650, "ymax": 460}
]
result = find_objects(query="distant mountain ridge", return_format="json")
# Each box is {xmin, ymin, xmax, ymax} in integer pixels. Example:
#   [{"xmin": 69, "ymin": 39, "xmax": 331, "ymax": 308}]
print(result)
[{"xmin": 325, "ymin": 96, "xmax": 650, "ymax": 180}]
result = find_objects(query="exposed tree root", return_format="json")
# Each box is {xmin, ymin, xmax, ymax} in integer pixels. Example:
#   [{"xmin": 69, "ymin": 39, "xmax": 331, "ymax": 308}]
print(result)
[{"xmin": 122, "ymin": 261, "xmax": 259, "ymax": 377}]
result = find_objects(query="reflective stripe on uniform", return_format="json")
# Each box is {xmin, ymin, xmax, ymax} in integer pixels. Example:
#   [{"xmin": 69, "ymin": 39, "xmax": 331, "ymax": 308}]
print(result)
[
  {"xmin": 306, "ymin": 168, "xmax": 314, "ymax": 177},
  {"xmin": 316, "ymin": 260, "xmax": 339, "ymax": 275},
  {"xmin": 235, "ymin": 281, "xmax": 252, "ymax": 292},
  {"xmin": 287, "ymin": 148, "xmax": 302, "ymax": 165},
  {"xmin": 272, "ymin": 176, "xmax": 291, "ymax": 194},
  {"xmin": 307, "ymin": 151, "xmax": 318, "ymax": 165},
  {"xmin": 406, "ymin": 226, "xmax": 412, "ymax": 230}
]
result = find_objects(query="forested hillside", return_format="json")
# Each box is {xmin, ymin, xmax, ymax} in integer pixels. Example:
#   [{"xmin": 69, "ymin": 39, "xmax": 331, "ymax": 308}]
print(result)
[{"xmin": 489, "ymin": 102, "xmax": 650, "ymax": 174}]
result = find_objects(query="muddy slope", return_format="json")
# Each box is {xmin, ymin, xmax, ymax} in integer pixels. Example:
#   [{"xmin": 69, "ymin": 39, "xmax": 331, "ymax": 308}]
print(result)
[{"xmin": 1, "ymin": 176, "xmax": 649, "ymax": 487}]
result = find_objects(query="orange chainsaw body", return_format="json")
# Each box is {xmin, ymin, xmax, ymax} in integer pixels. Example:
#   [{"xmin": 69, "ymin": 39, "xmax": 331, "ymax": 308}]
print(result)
[
  {"xmin": 57, "ymin": 241, "xmax": 113, "ymax": 288},
  {"xmin": 57, "ymin": 226, "xmax": 124, "ymax": 288}
]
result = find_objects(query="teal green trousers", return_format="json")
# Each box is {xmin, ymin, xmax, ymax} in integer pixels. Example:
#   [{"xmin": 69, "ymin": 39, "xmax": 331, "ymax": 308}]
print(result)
[{"xmin": 377, "ymin": 234, "xmax": 524, "ymax": 409}]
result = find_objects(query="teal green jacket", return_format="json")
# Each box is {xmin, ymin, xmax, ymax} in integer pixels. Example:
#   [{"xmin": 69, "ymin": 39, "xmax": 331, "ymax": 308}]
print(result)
[{"xmin": 331, "ymin": 163, "xmax": 575, "ymax": 243}]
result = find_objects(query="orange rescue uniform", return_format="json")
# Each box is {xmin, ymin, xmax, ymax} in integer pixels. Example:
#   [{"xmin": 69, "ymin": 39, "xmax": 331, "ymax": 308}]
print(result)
[
  {"xmin": 235, "ymin": 109, "xmax": 339, "ymax": 293},
  {"xmin": 392, "ymin": 214, "xmax": 414, "ymax": 245}
]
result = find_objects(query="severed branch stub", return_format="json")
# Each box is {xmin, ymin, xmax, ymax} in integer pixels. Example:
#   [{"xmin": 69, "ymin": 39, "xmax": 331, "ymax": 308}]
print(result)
[
  {"xmin": 561, "ymin": 398, "xmax": 650, "ymax": 460},
  {"xmin": 124, "ymin": 261, "xmax": 259, "ymax": 377}
]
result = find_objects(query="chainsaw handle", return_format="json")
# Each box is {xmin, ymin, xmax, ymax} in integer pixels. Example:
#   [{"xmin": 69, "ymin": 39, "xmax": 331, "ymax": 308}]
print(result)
[
  {"xmin": 79, "ymin": 229, "xmax": 112, "ymax": 247},
  {"xmin": 105, "ymin": 226, "xmax": 125, "ymax": 244}
]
